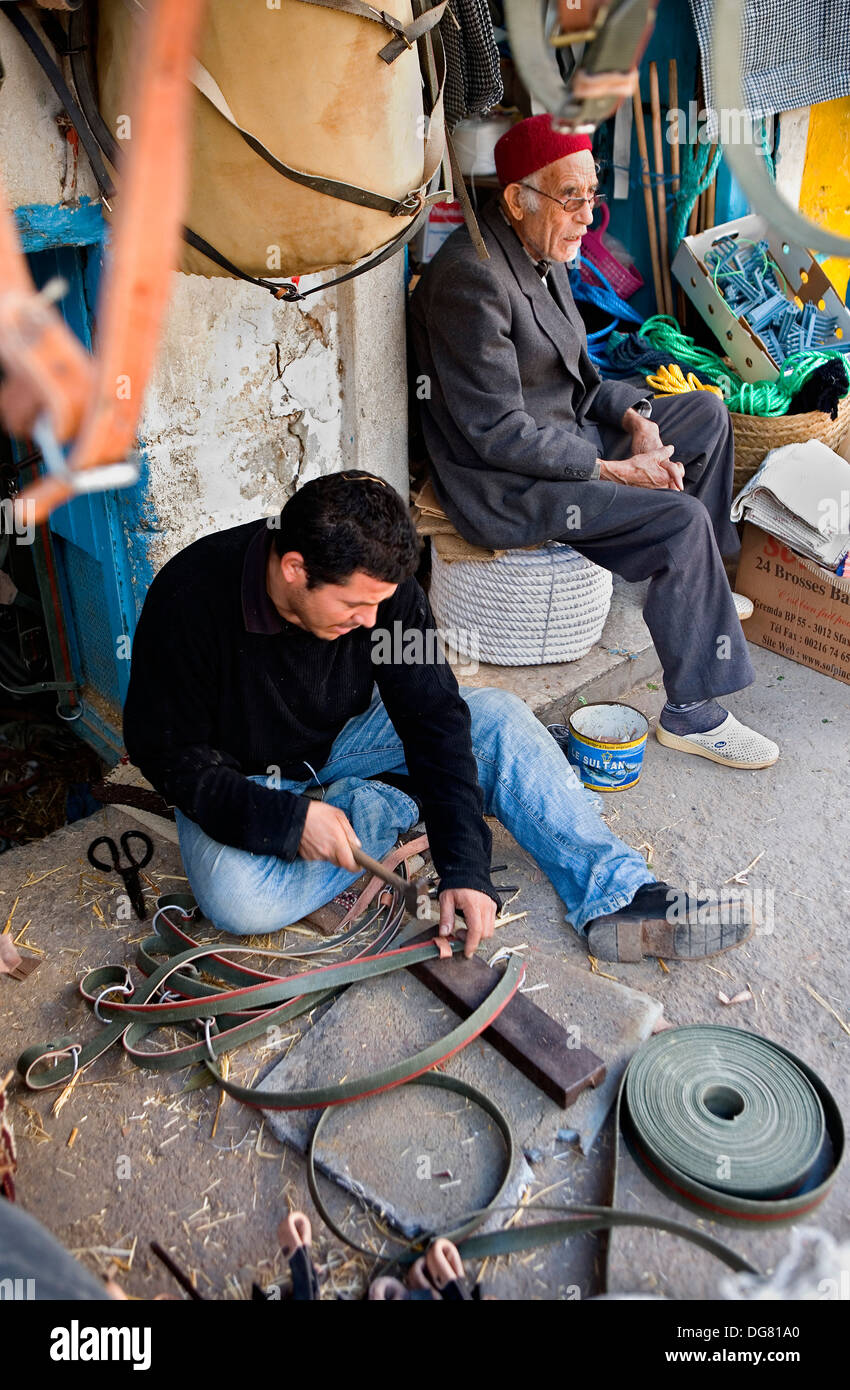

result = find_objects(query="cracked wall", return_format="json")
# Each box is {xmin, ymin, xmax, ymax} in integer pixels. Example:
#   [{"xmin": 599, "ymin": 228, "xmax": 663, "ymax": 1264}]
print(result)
[{"xmin": 136, "ymin": 256, "xmax": 408, "ymax": 575}]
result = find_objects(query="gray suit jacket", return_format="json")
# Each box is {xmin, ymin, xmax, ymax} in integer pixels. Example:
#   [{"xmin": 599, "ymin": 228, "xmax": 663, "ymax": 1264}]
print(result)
[{"xmin": 409, "ymin": 199, "xmax": 647, "ymax": 549}]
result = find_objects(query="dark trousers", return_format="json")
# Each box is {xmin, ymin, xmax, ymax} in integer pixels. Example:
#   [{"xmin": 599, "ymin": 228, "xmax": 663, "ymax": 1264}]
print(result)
[{"xmin": 558, "ymin": 392, "xmax": 754, "ymax": 704}]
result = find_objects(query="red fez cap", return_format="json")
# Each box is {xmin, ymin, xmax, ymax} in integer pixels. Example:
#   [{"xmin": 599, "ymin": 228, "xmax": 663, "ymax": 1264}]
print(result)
[{"xmin": 494, "ymin": 115, "xmax": 593, "ymax": 188}]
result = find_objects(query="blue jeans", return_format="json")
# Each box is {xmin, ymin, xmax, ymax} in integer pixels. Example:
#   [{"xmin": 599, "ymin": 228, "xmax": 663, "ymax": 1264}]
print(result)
[{"xmin": 175, "ymin": 687, "xmax": 654, "ymax": 936}]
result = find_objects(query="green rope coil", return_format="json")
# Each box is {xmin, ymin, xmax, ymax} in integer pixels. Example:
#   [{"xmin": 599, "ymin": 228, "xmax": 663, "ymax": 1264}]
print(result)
[
  {"xmin": 637, "ymin": 314, "xmax": 850, "ymax": 415},
  {"xmin": 672, "ymin": 140, "xmax": 723, "ymax": 251}
]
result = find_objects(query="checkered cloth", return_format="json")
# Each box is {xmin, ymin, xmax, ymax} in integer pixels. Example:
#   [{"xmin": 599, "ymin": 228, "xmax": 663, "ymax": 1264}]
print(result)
[
  {"xmin": 689, "ymin": 0, "xmax": 850, "ymax": 126},
  {"xmin": 440, "ymin": 0, "xmax": 503, "ymax": 129}
]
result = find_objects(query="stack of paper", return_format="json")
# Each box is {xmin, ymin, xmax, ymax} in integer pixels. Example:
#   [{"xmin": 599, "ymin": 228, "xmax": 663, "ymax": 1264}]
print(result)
[{"xmin": 731, "ymin": 439, "xmax": 850, "ymax": 571}]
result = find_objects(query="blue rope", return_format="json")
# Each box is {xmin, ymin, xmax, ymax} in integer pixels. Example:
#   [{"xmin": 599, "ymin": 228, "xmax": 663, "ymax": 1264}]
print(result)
[
  {"xmin": 570, "ymin": 259, "xmax": 642, "ymax": 364},
  {"xmin": 573, "ymin": 261, "xmax": 644, "ymax": 326},
  {"xmin": 593, "ymin": 330, "xmax": 669, "ymax": 377}
]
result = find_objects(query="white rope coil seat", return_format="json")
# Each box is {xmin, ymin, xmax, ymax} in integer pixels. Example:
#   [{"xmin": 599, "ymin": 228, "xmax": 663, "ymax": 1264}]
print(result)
[{"xmin": 429, "ymin": 542, "xmax": 613, "ymax": 666}]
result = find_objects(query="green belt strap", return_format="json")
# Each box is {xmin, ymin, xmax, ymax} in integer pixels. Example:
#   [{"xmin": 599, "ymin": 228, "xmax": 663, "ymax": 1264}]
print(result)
[
  {"xmin": 304, "ymin": 1025, "xmax": 844, "ymax": 1276},
  {"xmin": 18, "ymin": 897, "xmax": 843, "ymax": 1287},
  {"xmin": 17, "ymin": 898, "xmax": 525, "ymax": 1112}
]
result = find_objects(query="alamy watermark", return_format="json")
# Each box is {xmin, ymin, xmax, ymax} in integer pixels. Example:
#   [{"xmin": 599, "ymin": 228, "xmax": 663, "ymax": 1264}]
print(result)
[
  {"xmin": 0, "ymin": 497, "xmax": 36, "ymax": 546},
  {"xmin": 818, "ymin": 492, "xmax": 850, "ymax": 537},
  {"xmin": 50, "ymin": 1321, "xmax": 151, "ymax": 1371},
  {"xmin": 0, "ymin": 1277, "xmax": 35, "ymax": 1299},
  {"xmin": 370, "ymin": 620, "xmax": 479, "ymax": 676},
  {"xmin": 666, "ymin": 883, "xmax": 774, "ymax": 935},
  {"xmin": 666, "ymin": 104, "xmax": 768, "ymax": 147}
]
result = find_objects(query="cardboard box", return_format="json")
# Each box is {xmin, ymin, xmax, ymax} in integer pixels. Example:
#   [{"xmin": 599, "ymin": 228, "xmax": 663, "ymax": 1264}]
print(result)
[
  {"xmin": 672, "ymin": 214, "xmax": 850, "ymax": 383},
  {"xmin": 735, "ymin": 523, "xmax": 850, "ymax": 686}
]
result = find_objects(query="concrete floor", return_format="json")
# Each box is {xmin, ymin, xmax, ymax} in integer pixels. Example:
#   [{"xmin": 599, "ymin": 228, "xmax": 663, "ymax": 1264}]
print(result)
[{"xmin": 1, "ymin": 634, "xmax": 847, "ymax": 1300}]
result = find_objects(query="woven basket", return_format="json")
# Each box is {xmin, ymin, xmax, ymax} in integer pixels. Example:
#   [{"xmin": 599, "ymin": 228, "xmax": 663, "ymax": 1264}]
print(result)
[
  {"xmin": 732, "ymin": 394, "xmax": 850, "ymax": 493},
  {"xmin": 429, "ymin": 543, "xmax": 613, "ymax": 666}
]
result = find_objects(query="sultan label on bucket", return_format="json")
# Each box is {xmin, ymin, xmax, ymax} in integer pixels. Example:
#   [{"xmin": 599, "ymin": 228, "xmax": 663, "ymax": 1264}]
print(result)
[{"xmin": 550, "ymin": 703, "xmax": 649, "ymax": 792}]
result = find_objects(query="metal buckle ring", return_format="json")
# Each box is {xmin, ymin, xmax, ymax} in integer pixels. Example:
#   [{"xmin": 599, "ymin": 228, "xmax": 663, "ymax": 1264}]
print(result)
[
  {"xmin": 93, "ymin": 972, "xmax": 133, "ymax": 1024},
  {"xmin": 153, "ymin": 902, "xmax": 196, "ymax": 929},
  {"xmin": 51, "ymin": 1043, "xmax": 82, "ymax": 1074},
  {"xmin": 391, "ymin": 191, "xmax": 423, "ymax": 217},
  {"xmin": 201, "ymin": 1017, "xmax": 217, "ymax": 1064},
  {"xmin": 273, "ymin": 283, "xmax": 301, "ymax": 302}
]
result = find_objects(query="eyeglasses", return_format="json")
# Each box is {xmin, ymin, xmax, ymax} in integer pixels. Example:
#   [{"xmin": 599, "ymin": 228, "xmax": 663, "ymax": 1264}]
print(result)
[{"xmin": 518, "ymin": 184, "xmax": 607, "ymax": 214}]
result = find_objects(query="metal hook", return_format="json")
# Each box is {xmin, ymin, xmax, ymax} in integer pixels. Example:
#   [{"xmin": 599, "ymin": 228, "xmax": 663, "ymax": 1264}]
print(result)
[
  {"xmin": 93, "ymin": 972, "xmax": 133, "ymax": 1023},
  {"xmin": 201, "ymin": 1017, "xmax": 217, "ymax": 1064}
]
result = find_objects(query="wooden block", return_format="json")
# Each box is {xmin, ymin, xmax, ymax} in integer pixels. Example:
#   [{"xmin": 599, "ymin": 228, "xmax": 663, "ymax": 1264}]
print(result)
[{"xmin": 408, "ymin": 947, "xmax": 606, "ymax": 1109}]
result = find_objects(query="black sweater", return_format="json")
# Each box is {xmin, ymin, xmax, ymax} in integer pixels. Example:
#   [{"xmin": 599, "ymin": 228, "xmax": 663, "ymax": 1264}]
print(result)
[{"xmin": 123, "ymin": 518, "xmax": 496, "ymax": 900}]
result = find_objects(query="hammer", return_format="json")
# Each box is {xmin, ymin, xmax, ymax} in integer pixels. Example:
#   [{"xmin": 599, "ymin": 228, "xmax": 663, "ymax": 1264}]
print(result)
[{"xmin": 351, "ymin": 846, "xmax": 433, "ymax": 920}]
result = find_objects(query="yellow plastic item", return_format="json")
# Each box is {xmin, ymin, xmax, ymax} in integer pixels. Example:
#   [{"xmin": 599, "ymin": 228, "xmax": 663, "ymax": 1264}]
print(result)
[{"xmin": 645, "ymin": 364, "xmax": 724, "ymax": 397}]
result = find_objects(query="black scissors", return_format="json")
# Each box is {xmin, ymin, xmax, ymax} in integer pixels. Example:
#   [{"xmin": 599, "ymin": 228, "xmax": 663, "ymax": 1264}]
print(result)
[{"xmin": 87, "ymin": 830, "xmax": 154, "ymax": 921}]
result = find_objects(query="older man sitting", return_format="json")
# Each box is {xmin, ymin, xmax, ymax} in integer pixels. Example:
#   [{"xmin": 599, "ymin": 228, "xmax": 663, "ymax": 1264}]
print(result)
[{"xmin": 409, "ymin": 115, "xmax": 778, "ymax": 770}]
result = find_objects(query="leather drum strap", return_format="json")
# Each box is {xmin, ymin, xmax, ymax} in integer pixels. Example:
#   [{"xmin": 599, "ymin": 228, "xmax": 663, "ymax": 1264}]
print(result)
[
  {"xmin": 191, "ymin": 47, "xmax": 447, "ymax": 218},
  {"xmin": 294, "ymin": 0, "xmax": 450, "ymax": 65}
]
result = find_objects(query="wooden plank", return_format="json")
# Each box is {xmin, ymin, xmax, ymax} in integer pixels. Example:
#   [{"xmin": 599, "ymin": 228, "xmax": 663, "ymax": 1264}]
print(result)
[{"xmin": 408, "ymin": 946, "xmax": 606, "ymax": 1109}]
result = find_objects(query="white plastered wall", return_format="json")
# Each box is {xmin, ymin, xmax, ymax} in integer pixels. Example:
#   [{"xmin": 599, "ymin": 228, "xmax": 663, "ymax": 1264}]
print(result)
[{"xmin": 138, "ymin": 253, "xmax": 408, "ymax": 573}]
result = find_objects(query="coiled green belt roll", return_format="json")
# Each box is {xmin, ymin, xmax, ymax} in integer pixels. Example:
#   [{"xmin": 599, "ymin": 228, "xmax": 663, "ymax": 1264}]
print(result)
[{"xmin": 622, "ymin": 1025, "xmax": 843, "ymax": 1224}]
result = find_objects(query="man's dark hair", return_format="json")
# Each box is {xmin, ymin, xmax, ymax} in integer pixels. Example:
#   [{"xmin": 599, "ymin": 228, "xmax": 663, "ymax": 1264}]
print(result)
[{"xmin": 273, "ymin": 470, "xmax": 421, "ymax": 588}]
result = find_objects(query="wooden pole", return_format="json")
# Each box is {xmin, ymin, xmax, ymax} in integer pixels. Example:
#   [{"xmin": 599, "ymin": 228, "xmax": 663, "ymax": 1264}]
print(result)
[
  {"xmin": 668, "ymin": 59, "xmax": 680, "ymax": 195},
  {"xmin": 669, "ymin": 58, "xmax": 687, "ymax": 325},
  {"xmin": 687, "ymin": 66, "xmax": 704, "ymax": 239},
  {"xmin": 632, "ymin": 77, "xmax": 665, "ymax": 317},
  {"xmin": 649, "ymin": 62, "xmax": 672, "ymax": 316},
  {"xmin": 706, "ymin": 143, "xmax": 718, "ymax": 228},
  {"xmin": 687, "ymin": 192, "xmax": 700, "ymax": 237}
]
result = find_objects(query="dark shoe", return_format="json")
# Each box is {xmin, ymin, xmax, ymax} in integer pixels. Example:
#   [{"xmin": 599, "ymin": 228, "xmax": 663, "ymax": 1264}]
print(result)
[{"xmin": 586, "ymin": 882, "xmax": 754, "ymax": 962}]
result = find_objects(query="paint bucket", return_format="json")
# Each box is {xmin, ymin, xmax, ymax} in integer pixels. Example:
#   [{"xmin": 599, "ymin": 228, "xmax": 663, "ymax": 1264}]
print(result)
[{"xmin": 550, "ymin": 702, "xmax": 649, "ymax": 792}]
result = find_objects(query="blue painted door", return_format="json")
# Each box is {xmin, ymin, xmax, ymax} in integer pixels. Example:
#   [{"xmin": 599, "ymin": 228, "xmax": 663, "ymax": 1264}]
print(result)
[{"xmin": 25, "ymin": 245, "xmax": 141, "ymax": 760}]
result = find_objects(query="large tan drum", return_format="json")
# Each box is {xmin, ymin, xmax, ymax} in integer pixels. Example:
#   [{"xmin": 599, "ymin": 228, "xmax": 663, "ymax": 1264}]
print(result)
[{"xmin": 97, "ymin": 0, "xmax": 445, "ymax": 278}]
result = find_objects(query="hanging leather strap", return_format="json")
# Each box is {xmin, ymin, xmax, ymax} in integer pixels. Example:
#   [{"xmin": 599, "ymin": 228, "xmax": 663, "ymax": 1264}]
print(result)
[
  {"xmin": 186, "ymin": 211, "xmax": 428, "ymax": 302},
  {"xmin": 445, "ymin": 129, "xmax": 489, "ymax": 262}
]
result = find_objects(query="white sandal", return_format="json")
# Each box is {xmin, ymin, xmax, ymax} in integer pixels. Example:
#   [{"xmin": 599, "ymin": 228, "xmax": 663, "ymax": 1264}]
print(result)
[{"xmin": 656, "ymin": 712, "xmax": 779, "ymax": 768}]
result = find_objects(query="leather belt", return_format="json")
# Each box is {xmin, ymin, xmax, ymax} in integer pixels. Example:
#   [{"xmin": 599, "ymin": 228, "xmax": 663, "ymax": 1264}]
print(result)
[{"xmin": 18, "ymin": 891, "xmax": 525, "ymax": 1111}]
